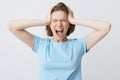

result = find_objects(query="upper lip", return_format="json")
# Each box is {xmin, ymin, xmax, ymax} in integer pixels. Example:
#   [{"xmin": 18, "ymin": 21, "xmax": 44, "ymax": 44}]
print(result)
[{"xmin": 55, "ymin": 28, "xmax": 63, "ymax": 31}]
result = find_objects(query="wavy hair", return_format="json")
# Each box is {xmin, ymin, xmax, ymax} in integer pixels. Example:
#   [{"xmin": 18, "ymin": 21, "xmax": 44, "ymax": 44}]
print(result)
[{"xmin": 46, "ymin": 2, "xmax": 75, "ymax": 36}]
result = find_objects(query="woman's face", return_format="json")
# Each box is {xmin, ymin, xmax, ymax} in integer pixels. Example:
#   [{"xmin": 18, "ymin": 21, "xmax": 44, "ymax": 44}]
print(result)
[{"xmin": 50, "ymin": 10, "xmax": 69, "ymax": 41}]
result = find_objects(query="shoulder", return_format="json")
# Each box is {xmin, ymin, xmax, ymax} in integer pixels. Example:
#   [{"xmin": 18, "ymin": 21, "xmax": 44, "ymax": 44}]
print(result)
[
  {"xmin": 33, "ymin": 35, "xmax": 51, "ymax": 52},
  {"xmin": 69, "ymin": 37, "xmax": 88, "ymax": 54},
  {"xmin": 33, "ymin": 35, "xmax": 51, "ymax": 48}
]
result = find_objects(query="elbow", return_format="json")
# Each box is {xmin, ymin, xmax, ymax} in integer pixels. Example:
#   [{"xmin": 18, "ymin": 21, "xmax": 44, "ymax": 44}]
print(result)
[
  {"xmin": 7, "ymin": 21, "xmax": 15, "ymax": 30},
  {"xmin": 107, "ymin": 23, "xmax": 111, "ymax": 32},
  {"xmin": 7, "ymin": 20, "xmax": 19, "ymax": 31},
  {"xmin": 104, "ymin": 22, "xmax": 111, "ymax": 33}
]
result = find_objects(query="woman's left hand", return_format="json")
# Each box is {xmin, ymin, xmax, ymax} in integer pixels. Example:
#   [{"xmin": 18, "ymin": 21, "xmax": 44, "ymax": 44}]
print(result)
[{"xmin": 67, "ymin": 6, "xmax": 74, "ymax": 24}]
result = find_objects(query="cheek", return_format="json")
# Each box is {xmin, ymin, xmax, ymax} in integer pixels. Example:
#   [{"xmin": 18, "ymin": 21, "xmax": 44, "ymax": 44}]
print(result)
[
  {"xmin": 49, "ymin": 23, "xmax": 53, "ymax": 28},
  {"xmin": 50, "ymin": 21, "xmax": 55, "ymax": 27},
  {"xmin": 64, "ymin": 23, "xmax": 70, "ymax": 30},
  {"xmin": 49, "ymin": 23, "xmax": 55, "ymax": 32}
]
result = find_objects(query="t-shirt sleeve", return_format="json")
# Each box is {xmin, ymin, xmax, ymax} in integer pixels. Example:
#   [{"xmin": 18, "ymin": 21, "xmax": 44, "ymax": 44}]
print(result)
[
  {"xmin": 78, "ymin": 36, "xmax": 89, "ymax": 54},
  {"xmin": 32, "ymin": 35, "xmax": 45, "ymax": 53},
  {"xmin": 32, "ymin": 35, "xmax": 38, "ymax": 53}
]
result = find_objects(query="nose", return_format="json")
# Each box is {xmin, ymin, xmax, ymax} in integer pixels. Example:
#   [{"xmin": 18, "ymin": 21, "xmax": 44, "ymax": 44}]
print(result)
[{"xmin": 57, "ymin": 20, "xmax": 62, "ymax": 27}]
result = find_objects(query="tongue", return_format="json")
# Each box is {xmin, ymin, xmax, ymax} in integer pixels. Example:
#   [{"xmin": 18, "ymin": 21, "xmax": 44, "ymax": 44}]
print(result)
[{"xmin": 57, "ymin": 31, "xmax": 62, "ymax": 36}]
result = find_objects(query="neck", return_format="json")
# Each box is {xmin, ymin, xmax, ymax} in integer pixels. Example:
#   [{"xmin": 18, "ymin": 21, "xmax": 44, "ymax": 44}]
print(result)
[{"xmin": 53, "ymin": 37, "xmax": 68, "ymax": 43}]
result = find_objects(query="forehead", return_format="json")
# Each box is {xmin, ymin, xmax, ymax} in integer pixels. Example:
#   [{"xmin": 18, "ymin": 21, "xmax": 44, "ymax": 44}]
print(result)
[{"xmin": 51, "ymin": 10, "xmax": 68, "ymax": 19}]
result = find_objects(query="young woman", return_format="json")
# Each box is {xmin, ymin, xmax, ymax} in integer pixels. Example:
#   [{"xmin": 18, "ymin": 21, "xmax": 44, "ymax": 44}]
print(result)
[{"xmin": 7, "ymin": 2, "xmax": 111, "ymax": 80}]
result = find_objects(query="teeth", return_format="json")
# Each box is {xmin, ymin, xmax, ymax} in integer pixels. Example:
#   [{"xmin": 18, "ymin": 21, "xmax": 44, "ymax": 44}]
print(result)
[
  {"xmin": 56, "ymin": 30, "xmax": 62, "ymax": 32},
  {"xmin": 56, "ymin": 29, "xmax": 62, "ymax": 31},
  {"xmin": 56, "ymin": 28, "xmax": 63, "ymax": 32}
]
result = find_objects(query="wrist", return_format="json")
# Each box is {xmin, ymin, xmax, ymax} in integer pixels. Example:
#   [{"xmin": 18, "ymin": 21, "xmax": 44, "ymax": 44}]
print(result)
[{"xmin": 45, "ymin": 20, "xmax": 50, "ymax": 26}]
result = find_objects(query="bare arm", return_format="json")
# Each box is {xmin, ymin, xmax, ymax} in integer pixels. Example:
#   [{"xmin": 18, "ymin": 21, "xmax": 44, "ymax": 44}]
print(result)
[
  {"xmin": 71, "ymin": 19, "xmax": 111, "ymax": 50},
  {"xmin": 7, "ymin": 6, "xmax": 52, "ymax": 49},
  {"xmin": 68, "ymin": 8, "xmax": 111, "ymax": 51},
  {"xmin": 7, "ymin": 19, "xmax": 47, "ymax": 49}
]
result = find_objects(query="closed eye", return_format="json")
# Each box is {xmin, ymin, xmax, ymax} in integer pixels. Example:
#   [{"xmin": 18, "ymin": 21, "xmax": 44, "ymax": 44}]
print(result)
[{"xmin": 52, "ymin": 19, "xmax": 57, "ymax": 23}]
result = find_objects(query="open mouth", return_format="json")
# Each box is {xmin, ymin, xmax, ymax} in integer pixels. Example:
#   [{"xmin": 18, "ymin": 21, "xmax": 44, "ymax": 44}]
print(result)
[{"xmin": 55, "ymin": 29, "xmax": 64, "ymax": 37}]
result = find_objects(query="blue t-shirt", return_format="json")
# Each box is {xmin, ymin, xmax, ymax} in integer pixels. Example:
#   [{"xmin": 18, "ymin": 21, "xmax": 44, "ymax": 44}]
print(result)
[{"xmin": 33, "ymin": 35, "xmax": 88, "ymax": 80}]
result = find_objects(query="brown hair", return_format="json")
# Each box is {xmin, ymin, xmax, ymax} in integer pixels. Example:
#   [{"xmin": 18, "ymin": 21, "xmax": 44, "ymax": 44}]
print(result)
[{"xmin": 46, "ymin": 2, "xmax": 75, "ymax": 36}]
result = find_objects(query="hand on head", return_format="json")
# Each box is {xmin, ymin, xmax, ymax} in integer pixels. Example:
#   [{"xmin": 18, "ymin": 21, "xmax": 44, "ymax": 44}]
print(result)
[
  {"xmin": 46, "ymin": 6, "xmax": 53, "ymax": 26},
  {"xmin": 67, "ymin": 6, "xmax": 74, "ymax": 25},
  {"xmin": 46, "ymin": 5, "xmax": 75, "ymax": 26}
]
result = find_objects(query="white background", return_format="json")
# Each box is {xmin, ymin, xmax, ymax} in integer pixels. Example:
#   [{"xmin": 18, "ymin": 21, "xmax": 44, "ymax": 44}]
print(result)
[{"xmin": 0, "ymin": 0, "xmax": 120, "ymax": 80}]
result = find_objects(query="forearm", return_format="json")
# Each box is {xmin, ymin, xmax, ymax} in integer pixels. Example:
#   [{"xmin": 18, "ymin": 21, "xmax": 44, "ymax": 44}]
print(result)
[
  {"xmin": 8, "ymin": 19, "xmax": 47, "ymax": 30},
  {"xmin": 71, "ymin": 19, "xmax": 111, "ymax": 32}
]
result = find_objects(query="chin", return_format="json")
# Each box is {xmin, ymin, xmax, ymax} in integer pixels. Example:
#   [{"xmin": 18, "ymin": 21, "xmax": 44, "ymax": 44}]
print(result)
[
  {"xmin": 55, "ymin": 35, "xmax": 67, "ymax": 40},
  {"xmin": 55, "ymin": 37, "xmax": 64, "ymax": 40}
]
